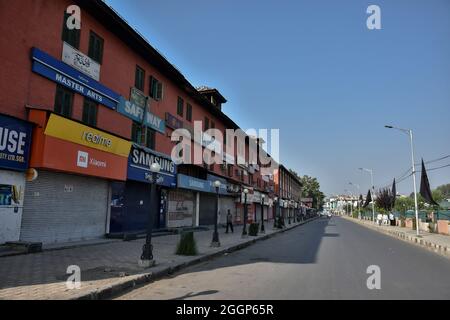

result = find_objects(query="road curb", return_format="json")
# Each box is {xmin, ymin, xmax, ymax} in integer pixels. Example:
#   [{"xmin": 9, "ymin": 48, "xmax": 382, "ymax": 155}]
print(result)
[
  {"xmin": 342, "ymin": 216, "xmax": 450, "ymax": 259},
  {"xmin": 71, "ymin": 217, "xmax": 319, "ymax": 300}
]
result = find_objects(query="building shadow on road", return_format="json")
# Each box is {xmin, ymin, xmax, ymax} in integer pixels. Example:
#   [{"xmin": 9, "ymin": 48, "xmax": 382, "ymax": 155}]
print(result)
[{"xmin": 171, "ymin": 290, "xmax": 219, "ymax": 300}]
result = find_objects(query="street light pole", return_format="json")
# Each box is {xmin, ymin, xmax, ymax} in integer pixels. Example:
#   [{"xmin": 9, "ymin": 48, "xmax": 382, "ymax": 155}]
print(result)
[
  {"xmin": 349, "ymin": 182, "xmax": 360, "ymax": 218},
  {"xmin": 385, "ymin": 125, "xmax": 420, "ymax": 236},
  {"xmin": 260, "ymin": 194, "xmax": 265, "ymax": 233},
  {"xmin": 139, "ymin": 162, "xmax": 161, "ymax": 268},
  {"xmin": 242, "ymin": 188, "xmax": 249, "ymax": 237},
  {"xmin": 273, "ymin": 197, "xmax": 277, "ymax": 228},
  {"xmin": 211, "ymin": 180, "xmax": 221, "ymax": 247},
  {"xmin": 359, "ymin": 167, "xmax": 375, "ymax": 224}
]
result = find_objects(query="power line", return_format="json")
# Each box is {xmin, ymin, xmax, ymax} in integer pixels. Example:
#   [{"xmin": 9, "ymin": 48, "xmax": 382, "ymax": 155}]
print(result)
[{"xmin": 415, "ymin": 154, "xmax": 450, "ymax": 166}]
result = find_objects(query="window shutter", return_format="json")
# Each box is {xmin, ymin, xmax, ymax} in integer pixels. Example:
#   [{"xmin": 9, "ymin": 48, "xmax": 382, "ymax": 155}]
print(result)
[{"xmin": 157, "ymin": 82, "xmax": 163, "ymax": 100}]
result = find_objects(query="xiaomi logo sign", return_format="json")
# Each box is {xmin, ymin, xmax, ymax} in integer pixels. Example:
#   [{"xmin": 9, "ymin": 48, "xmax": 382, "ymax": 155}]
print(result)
[{"xmin": 77, "ymin": 151, "xmax": 88, "ymax": 168}]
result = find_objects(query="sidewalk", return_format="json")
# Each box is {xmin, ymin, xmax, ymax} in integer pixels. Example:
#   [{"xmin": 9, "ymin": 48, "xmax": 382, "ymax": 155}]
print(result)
[
  {"xmin": 343, "ymin": 216, "xmax": 450, "ymax": 259},
  {"xmin": 0, "ymin": 218, "xmax": 314, "ymax": 300}
]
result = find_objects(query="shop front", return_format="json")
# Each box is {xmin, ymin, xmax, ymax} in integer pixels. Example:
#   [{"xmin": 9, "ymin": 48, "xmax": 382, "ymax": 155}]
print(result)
[
  {"xmin": 0, "ymin": 114, "xmax": 33, "ymax": 244},
  {"xmin": 22, "ymin": 111, "xmax": 130, "ymax": 244},
  {"xmin": 176, "ymin": 173, "xmax": 232, "ymax": 227},
  {"xmin": 110, "ymin": 144, "xmax": 176, "ymax": 233}
]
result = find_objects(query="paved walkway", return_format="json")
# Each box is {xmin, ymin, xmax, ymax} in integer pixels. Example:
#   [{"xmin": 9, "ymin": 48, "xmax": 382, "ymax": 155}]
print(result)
[
  {"xmin": 0, "ymin": 219, "xmax": 305, "ymax": 300},
  {"xmin": 343, "ymin": 216, "xmax": 450, "ymax": 258}
]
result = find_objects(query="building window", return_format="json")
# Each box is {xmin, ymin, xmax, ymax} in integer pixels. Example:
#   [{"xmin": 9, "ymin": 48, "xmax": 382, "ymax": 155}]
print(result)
[
  {"xmin": 131, "ymin": 121, "xmax": 144, "ymax": 145},
  {"xmin": 211, "ymin": 120, "xmax": 215, "ymax": 129},
  {"xmin": 135, "ymin": 66, "xmax": 145, "ymax": 91},
  {"xmin": 146, "ymin": 128, "xmax": 156, "ymax": 150},
  {"xmin": 62, "ymin": 11, "xmax": 80, "ymax": 49},
  {"xmin": 132, "ymin": 122, "xmax": 155, "ymax": 150},
  {"xmin": 149, "ymin": 76, "xmax": 163, "ymax": 100},
  {"xmin": 186, "ymin": 103, "xmax": 192, "ymax": 122},
  {"xmin": 177, "ymin": 97, "xmax": 184, "ymax": 117},
  {"xmin": 88, "ymin": 31, "xmax": 104, "ymax": 64},
  {"xmin": 228, "ymin": 165, "xmax": 233, "ymax": 177},
  {"xmin": 82, "ymin": 98, "xmax": 98, "ymax": 126},
  {"xmin": 204, "ymin": 117, "xmax": 209, "ymax": 130},
  {"xmin": 54, "ymin": 85, "xmax": 73, "ymax": 117}
]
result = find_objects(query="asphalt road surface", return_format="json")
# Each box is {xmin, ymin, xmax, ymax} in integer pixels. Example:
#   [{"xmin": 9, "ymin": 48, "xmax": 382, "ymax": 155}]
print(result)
[{"xmin": 116, "ymin": 216, "xmax": 450, "ymax": 300}]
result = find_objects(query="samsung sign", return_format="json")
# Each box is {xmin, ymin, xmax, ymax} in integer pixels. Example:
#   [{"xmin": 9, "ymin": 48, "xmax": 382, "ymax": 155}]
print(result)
[
  {"xmin": 128, "ymin": 144, "xmax": 176, "ymax": 187},
  {"xmin": 0, "ymin": 114, "xmax": 32, "ymax": 171},
  {"xmin": 31, "ymin": 47, "xmax": 120, "ymax": 109}
]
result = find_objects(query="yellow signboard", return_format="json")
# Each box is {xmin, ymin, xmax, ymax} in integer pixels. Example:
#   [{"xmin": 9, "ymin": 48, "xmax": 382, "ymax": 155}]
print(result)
[{"xmin": 44, "ymin": 114, "xmax": 131, "ymax": 157}]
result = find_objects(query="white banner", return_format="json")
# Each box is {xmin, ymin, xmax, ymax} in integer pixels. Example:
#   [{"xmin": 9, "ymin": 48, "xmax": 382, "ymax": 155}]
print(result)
[{"xmin": 62, "ymin": 42, "xmax": 101, "ymax": 81}]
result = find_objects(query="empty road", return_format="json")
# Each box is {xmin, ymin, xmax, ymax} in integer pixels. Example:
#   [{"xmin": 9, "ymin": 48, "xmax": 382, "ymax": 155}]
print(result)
[{"xmin": 116, "ymin": 216, "xmax": 450, "ymax": 300}]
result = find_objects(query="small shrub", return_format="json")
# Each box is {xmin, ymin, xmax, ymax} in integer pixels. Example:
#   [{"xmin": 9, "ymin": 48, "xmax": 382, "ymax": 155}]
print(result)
[
  {"xmin": 176, "ymin": 231, "xmax": 198, "ymax": 256},
  {"xmin": 248, "ymin": 223, "xmax": 259, "ymax": 236}
]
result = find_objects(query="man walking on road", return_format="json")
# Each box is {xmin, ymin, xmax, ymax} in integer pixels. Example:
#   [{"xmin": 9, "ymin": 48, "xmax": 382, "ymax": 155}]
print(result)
[{"xmin": 225, "ymin": 209, "xmax": 234, "ymax": 233}]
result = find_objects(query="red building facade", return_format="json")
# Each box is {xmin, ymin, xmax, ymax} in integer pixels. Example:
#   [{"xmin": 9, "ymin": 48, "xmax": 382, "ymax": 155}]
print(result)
[{"xmin": 0, "ymin": 0, "xmax": 281, "ymax": 244}]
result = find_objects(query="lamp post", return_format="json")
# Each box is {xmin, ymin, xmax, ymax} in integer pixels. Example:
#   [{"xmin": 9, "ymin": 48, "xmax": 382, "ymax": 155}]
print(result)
[
  {"xmin": 359, "ymin": 167, "xmax": 375, "ymax": 224},
  {"xmin": 273, "ymin": 196, "xmax": 278, "ymax": 228},
  {"xmin": 211, "ymin": 180, "xmax": 221, "ymax": 247},
  {"xmin": 242, "ymin": 188, "xmax": 249, "ymax": 237},
  {"xmin": 344, "ymin": 189, "xmax": 353, "ymax": 217},
  {"xmin": 139, "ymin": 162, "xmax": 161, "ymax": 268},
  {"xmin": 385, "ymin": 125, "xmax": 420, "ymax": 236},
  {"xmin": 349, "ymin": 182, "xmax": 360, "ymax": 218},
  {"xmin": 288, "ymin": 200, "xmax": 293, "ymax": 224},
  {"xmin": 260, "ymin": 194, "xmax": 265, "ymax": 233}
]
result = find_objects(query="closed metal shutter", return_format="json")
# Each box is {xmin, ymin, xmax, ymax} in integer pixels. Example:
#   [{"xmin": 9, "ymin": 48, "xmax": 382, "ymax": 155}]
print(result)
[
  {"xmin": 255, "ymin": 203, "xmax": 262, "ymax": 222},
  {"xmin": 167, "ymin": 189, "xmax": 195, "ymax": 228},
  {"xmin": 21, "ymin": 170, "xmax": 108, "ymax": 244},
  {"xmin": 199, "ymin": 193, "xmax": 216, "ymax": 226},
  {"xmin": 218, "ymin": 196, "xmax": 236, "ymax": 224}
]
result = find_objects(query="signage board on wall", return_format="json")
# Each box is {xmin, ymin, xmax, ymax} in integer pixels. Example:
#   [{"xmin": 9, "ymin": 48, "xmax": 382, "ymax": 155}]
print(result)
[
  {"xmin": 31, "ymin": 47, "xmax": 120, "ymax": 109},
  {"xmin": 177, "ymin": 174, "xmax": 229, "ymax": 195},
  {"xmin": 39, "ymin": 136, "xmax": 128, "ymax": 180},
  {"xmin": 127, "ymin": 144, "xmax": 176, "ymax": 187},
  {"xmin": 167, "ymin": 190, "xmax": 194, "ymax": 228},
  {"xmin": 44, "ymin": 114, "xmax": 131, "ymax": 157},
  {"xmin": 117, "ymin": 97, "xmax": 165, "ymax": 134},
  {"xmin": 62, "ymin": 42, "xmax": 100, "ymax": 81},
  {"xmin": 0, "ymin": 114, "xmax": 32, "ymax": 171},
  {"xmin": 130, "ymin": 87, "xmax": 148, "ymax": 110}
]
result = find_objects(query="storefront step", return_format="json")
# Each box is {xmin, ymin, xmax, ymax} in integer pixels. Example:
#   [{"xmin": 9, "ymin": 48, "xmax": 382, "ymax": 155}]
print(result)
[
  {"xmin": 1, "ymin": 241, "xmax": 42, "ymax": 256},
  {"xmin": 107, "ymin": 226, "xmax": 210, "ymax": 241}
]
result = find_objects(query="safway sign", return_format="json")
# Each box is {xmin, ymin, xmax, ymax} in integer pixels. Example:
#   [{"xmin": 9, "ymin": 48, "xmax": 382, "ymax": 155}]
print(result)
[
  {"xmin": 0, "ymin": 114, "xmax": 32, "ymax": 171},
  {"xmin": 117, "ymin": 97, "xmax": 165, "ymax": 134}
]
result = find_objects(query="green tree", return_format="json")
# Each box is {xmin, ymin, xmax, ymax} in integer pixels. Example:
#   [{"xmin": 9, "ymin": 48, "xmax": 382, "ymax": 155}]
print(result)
[
  {"xmin": 394, "ymin": 196, "xmax": 414, "ymax": 213},
  {"xmin": 436, "ymin": 184, "xmax": 450, "ymax": 198},
  {"xmin": 290, "ymin": 170, "xmax": 325, "ymax": 209}
]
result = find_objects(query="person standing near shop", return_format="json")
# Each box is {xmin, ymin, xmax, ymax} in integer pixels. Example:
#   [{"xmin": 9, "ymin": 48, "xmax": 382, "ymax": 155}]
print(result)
[{"xmin": 225, "ymin": 209, "xmax": 234, "ymax": 233}]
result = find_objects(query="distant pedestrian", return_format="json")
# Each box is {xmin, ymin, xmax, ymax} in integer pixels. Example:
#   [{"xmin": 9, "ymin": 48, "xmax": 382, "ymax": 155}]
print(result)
[
  {"xmin": 389, "ymin": 213, "xmax": 395, "ymax": 226},
  {"xmin": 377, "ymin": 213, "xmax": 382, "ymax": 225},
  {"xmin": 225, "ymin": 210, "xmax": 234, "ymax": 233}
]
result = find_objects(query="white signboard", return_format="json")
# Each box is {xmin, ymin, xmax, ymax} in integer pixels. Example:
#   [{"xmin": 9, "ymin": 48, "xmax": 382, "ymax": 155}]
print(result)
[{"xmin": 62, "ymin": 42, "xmax": 101, "ymax": 81}]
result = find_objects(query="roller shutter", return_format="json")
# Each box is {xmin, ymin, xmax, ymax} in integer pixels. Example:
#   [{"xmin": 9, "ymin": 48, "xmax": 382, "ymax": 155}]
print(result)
[{"xmin": 21, "ymin": 170, "xmax": 109, "ymax": 244}]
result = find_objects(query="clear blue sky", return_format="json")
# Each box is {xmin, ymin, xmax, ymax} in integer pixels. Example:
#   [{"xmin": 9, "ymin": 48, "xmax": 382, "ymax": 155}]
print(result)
[{"xmin": 105, "ymin": 0, "xmax": 450, "ymax": 196}]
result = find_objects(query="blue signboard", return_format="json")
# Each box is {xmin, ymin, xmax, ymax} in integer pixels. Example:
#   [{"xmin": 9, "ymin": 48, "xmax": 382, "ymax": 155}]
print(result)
[
  {"xmin": 128, "ymin": 144, "xmax": 176, "ymax": 187},
  {"xmin": 178, "ymin": 174, "xmax": 230, "ymax": 195},
  {"xmin": 117, "ymin": 97, "xmax": 165, "ymax": 134},
  {"xmin": 31, "ymin": 47, "xmax": 120, "ymax": 109},
  {"xmin": 0, "ymin": 114, "xmax": 32, "ymax": 171}
]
